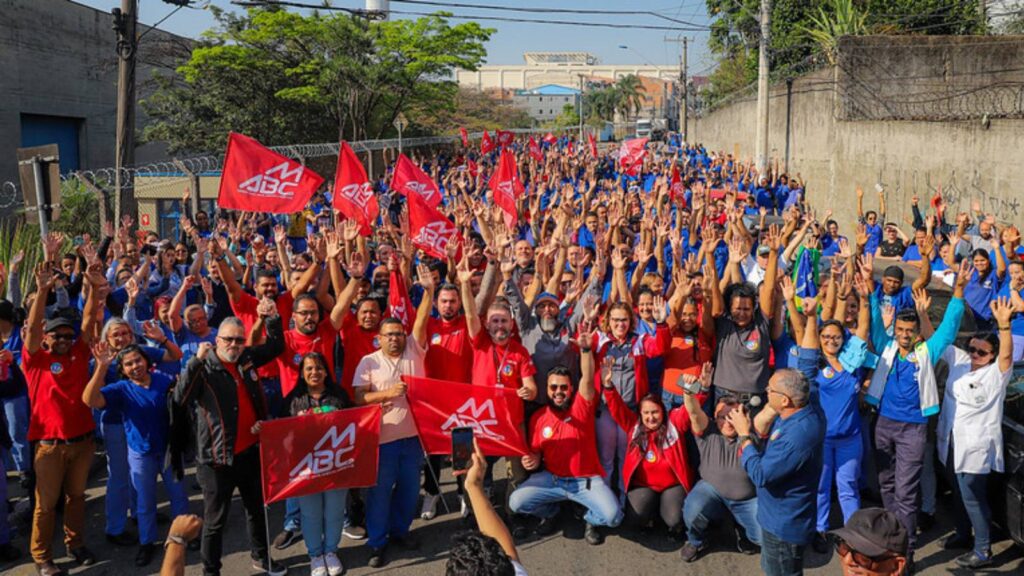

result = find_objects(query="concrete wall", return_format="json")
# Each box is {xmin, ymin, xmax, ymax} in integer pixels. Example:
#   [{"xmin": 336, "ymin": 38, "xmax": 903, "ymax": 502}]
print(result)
[
  {"xmin": 0, "ymin": 0, "xmax": 190, "ymax": 190},
  {"xmin": 691, "ymin": 36, "xmax": 1024, "ymax": 230}
]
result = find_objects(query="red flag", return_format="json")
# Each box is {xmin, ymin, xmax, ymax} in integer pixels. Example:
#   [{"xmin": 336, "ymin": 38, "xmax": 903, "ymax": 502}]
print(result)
[
  {"xmin": 566, "ymin": 140, "xmax": 575, "ymax": 157},
  {"xmin": 496, "ymin": 130, "xmax": 514, "ymax": 147},
  {"xmin": 218, "ymin": 132, "xmax": 324, "ymax": 214},
  {"xmin": 480, "ymin": 130, "xmax": 495, "ymax": 154},
  {"xmin": 587, "ymin": 133, "xmax": 598, "ymax": 158},
  {"xmin": 387, "ymin": 269, "xmax": 413, "ymax": 332},
  {"xmin": 543, "ymin": 132, "xmax": 557, "ymax": 145},
  {"xmin": 459, "ymin": 126, "xmax": 469, "ymax": 147},
  {"xmin": 259, "ymin": 405, "xmax": 381, "ymax": 504},
  {"xmin": 669, "ymin": 163, "xmax": 685, "ymax": 202},
  {"xmin": 391, "ymin": 154, "xmax": 441, "ymax": 208},
  {"xmin": 527, "ymin": 137, "xmax": 543, "ymax": 163},
  {"xmin": 618, "ymin": 137, "xmax": 649, "ymax": 177},
  {"xmin": 408, "ymin": 193, "xmax": 462, "ymax": 260},
  {"xmin": 404, "ymin": 376, "xmax": 529, "ymax": 457},
  {"xmin": 489, "ymin": 149, "xmax": 524, "ymax": 227},
  {"xmin": 332, "ymin": 141, "xmax": 378, "ymax": 236},
  {"xmin": 467, "ymin": 158, "xmax": 479, "ymax": 181}
]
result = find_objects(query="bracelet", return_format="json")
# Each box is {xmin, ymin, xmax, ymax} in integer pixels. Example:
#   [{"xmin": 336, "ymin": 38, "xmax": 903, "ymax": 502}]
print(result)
[
  {"xmin": 164, "ymin": 534, "xmax": 186, "ymax": 549},
  {"xmin": 580, "ymin": 347, "xmax": 592, "ymax": 353},
  {"xmin": 999, "ymin": 326, "xmax": 1011, "ymax": 331}
]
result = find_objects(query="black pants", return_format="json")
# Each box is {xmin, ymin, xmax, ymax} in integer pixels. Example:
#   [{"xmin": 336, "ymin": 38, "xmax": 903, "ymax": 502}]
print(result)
[
  {"xmin": 423, "ymin": 455, "xmax": 464, "ymax": 496},
  {"xmin": 625, "ymin": 485, "xmax": 686, "ymax": 531},
  {"xmin": 196, "ymin": 448, "xmax": 268, "ymax": 576}
]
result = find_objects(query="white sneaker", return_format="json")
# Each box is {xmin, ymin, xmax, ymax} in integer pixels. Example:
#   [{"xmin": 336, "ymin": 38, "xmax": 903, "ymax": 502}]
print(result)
[
  {"xmin": 310, "ymin": 555, "xmax": 327, "ymax": 576},
  {"xmin": 420, "ymin": 493, "xmax": 439, "ymax": 520},
  {"xmin": 459, "ymin": 495, "xmax": 470, "ymax": 519},
  {"xmin": 323, "ymin": 552, "xmax": 344, "ymax": 576}
]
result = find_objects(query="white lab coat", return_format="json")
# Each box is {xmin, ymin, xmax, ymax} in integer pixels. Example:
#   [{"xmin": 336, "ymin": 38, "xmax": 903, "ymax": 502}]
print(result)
[{"xmin": 936, "ymin": 346, "xmax": 1011, "ymax": 474}]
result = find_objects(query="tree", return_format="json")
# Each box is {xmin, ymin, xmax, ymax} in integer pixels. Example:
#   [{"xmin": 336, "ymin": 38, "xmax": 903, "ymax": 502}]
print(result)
[
  {"xmin": 142, "ymin": 7, "xmax": 493, "ymax": 154},
  {"xmin": 408, "ymin": 86, "xmax": 532, "ymax": 134},
  {"xmin": 798, "ymin": 0, "xmax": 867, "ymax": 65},
  {"xmin": 614, "ymin": 75, "xmax": 647, "ymax": 119},
  {"xmin": 548, "ymin": 103, "xmax": 580, "ymax": 129}
]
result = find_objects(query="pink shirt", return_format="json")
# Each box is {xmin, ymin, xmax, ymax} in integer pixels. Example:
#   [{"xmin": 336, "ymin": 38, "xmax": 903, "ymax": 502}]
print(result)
[{"xmin": 353, "ymin": 338, "xmax": 426, "ymax": 444}]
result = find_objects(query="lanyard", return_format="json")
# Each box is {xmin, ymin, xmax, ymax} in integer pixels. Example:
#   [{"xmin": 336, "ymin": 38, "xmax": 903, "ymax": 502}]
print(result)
[{"xmin": 493, "ymin": 344, "xmax": 511, "ymax": 384}]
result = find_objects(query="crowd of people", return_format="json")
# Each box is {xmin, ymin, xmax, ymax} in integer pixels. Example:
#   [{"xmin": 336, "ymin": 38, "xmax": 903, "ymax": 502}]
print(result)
[{"xmin": 1, "ymin": 133, "xmax": 1022, "ymax": 576}]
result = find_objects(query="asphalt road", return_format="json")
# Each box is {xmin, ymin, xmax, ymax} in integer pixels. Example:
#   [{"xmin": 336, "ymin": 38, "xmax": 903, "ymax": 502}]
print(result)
[{"xmin": 4, "ymin": 460, "xmax": 1024, "ymax": 576}]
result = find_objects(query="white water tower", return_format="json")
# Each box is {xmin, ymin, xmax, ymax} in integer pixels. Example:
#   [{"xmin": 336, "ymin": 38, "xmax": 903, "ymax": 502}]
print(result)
[{"xmin": 366, "ymin": 0, "xmax": 389, "ymax": 20}]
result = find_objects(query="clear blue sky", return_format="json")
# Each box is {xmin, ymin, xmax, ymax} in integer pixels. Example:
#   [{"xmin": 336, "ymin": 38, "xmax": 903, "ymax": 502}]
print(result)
[{"xmin": 75, "ymin": 0, "xmax": 716, "ymax": 75}]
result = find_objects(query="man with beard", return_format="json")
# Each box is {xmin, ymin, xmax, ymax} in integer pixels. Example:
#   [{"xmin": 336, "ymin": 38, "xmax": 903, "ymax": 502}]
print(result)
[
  {"xmin": 508, "ymin": 320, "xmax": 622, "ymax": 545},
  {"xmin": 174, "ymin": 302, "xmax": 285, "ymax": 576}
]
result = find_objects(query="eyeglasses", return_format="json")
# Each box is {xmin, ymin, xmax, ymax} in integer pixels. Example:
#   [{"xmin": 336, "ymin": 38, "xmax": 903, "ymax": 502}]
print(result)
[
  {"xmin": 218, "ymin": 336, "xmax": 246, "ymax": 344},
  {"xmin": 548, "ymin": 384, "xmax": 571, "ymax": 392},
  {"xmin": 609, "ymin": 317, "xmax": 630, "ymax": 324},
  {"xmin": 293, "ymin": 310, "xmax": 318, "ymax": 317},
  {"xmin": 967, "ymin": 346, "xmax": 993, "ymax": 357},
  {"xmin": 834, "ymin": 538, "xmax": 898, "ymax": 571},
  {"xmin": 767, "ymin": 387, "xmax": 790, "ymax": 400},
  {"xmin": 820, "ymin": 334, "xmax": 844, "ymax": 342},
  {"xmin": 50, "ymin": 333, "xmax": 74, "ymax": 341},
  {"xmin": 380, "ymin": 332, "xmax": 406, "ymax": 339}
]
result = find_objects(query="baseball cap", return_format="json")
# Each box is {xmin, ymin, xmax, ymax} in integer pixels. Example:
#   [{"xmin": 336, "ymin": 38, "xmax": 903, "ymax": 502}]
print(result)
[
  {"xmin": 757, "ymin": 245, "xmax": 772, "ymax": 256},
  {"xmin": 828, "ymin": 507, "xmax": 908, "ymax": 558},
  {"xmin": 882, "ymin": 265, "xmax": 904, "ymax": 282},
  {"xmin": 533, "ymin": 292, "xmax": 560, "ymax": 308},
  {"xmin": 44, "ymin": 317, "xmax": 75, "ymax": 333}
]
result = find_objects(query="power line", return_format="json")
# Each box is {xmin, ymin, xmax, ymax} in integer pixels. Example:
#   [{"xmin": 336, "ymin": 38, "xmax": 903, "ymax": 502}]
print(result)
[{"xmin": 389, "ymin": 0, "xmax": 709, "ymax": 28}]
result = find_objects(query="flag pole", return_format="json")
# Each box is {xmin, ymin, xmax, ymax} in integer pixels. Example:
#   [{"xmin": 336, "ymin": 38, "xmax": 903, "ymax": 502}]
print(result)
[
  {"xmin": 423, "ymin": 449, "xmax": 453, "ymax": 515},
  {"xmin": 259, "ymin": 444, "xmax": 274, "ymax": 572}
]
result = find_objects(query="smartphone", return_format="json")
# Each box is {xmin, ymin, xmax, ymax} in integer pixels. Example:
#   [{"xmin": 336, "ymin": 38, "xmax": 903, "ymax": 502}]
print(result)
[{"xmin": 451, "ymin": 426, "xmax": 474, "ymax": 472}]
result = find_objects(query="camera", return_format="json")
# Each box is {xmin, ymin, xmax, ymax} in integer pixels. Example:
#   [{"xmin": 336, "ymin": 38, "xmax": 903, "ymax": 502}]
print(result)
[{"xmin": 678, "ymin": 374, "xmax": 705, "ymax": 396}]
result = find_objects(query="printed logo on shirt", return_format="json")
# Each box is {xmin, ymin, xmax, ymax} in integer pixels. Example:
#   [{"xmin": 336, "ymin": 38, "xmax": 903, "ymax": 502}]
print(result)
[
  {"xmin": 501, "ymin": 363, "xmax": 514, "ymax": 377},
  {"xmin": 770, "ymin": 429, "xmax": 781, "ymax": 442},
  {"xmin": 822, "ymin": 366, "xmax": 835, "ymax": 379},
  {"xmin": 431, "ymin": 333, "xmax": 442, "ymax": 345},
  {"xmin": 790, "ymin": 347, "xmax": 799, "ymax": 356},
  {"xmin": 293, "ymin": 353, "xmax": 302, "ymax": 366},
  {"xmin": 744, "ymin": 339, "xmax": 760, "ymax": 352},
  {"xmin": 542, "ymin": 426, "xmax": 554, "ymax": 439},
  {"xmin": 440, "ymin": 398, "xmax": 506, "ymax": 441},
  {"xmin": 906, "ymin": 352, "xmax": 918, "ymax": 364},
  {"xmin": 683, "ymin": 336, "xmax": 695, "ymax": 346},
  {"xmin": 645, "ymin": 449, "xmax": 657, "ymax": 463},
  {"xmin": 372, "ymin": 336, "xmax": 380, "ymax": 349},
  {"xmin": 49, "ymin": 362, "xmax": 63, "ymax": 375}
]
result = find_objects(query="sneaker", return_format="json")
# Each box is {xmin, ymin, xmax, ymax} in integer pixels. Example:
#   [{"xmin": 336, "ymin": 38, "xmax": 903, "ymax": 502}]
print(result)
[
  {"xmin": 252, "ymin": 557, "xmax": 288, "ymax": 576},
  {"xmin": 942, "ymin": 534, "xmax": 972, "ymax": 550},
  {"xmin": 310, "ymin": 555, "xmax": 327, "ymax": 576},
  {"xmin": 917, "ymin": 512, "xmax": 935, "ymax": 533},
  {"xmin": 811, "ymin": 532, "xmax": 829, "ymax": 554},
  {"xmin": 956, "ymin": 550, "xmax": 993, "ymax": 569},
  {"xmin": 584, "ymin": 523, "xmax": 604, "ymax": 545},
  {"xmin": 135, "ymin": 543, "xmax": 157, "ymax": 567},
  {"xmin": 342, "ymin": 525, "xmax": 366, "ymax": 540},
  {"xmin": 420, "ymin": 493, "xmax": 439, "ymax": 520},
  {"xmin": 735, "ymin": 532, "xmax": 759, "ymax": 555},
  {"xmin": 106, "ymin": 531, "xmax": 137, "ymax": 547},
  {"xmin": 367, "ymin": 546, "xmax": 386, "ymax": 568},
  {"xmin": 535, "ymin": 516, "xmax": 559, "ymax": 536},
  {"xmin": 459, "ymin": 495, "xmax": 470, "ymax": 519},
  {"xmin": 69, "ymin": 546, "xmax": 96, "ymax": 566},
  {"xmin": 34, "ymin": 560, "xmax": 65, "ymax": 576},
  {"xmin": 323, "ymin": 552, "xmax": 344, "ymax": 576},
  {"xmin": 273, "ymin": 529, "xmax": 301, "ymax": 550},
  {"xmin": 680, "ymin": 541, "xmax": 706, "ymax": 563}
]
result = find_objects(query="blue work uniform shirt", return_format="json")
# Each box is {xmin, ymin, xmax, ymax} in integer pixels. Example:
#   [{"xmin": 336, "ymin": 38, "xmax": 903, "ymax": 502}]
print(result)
[{"xmin": 100, "ymin": 371, "xmax": 174, "ymax": 455}]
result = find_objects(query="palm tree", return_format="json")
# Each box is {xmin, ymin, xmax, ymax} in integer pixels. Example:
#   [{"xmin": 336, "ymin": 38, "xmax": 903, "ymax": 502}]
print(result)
[
  {"xmin": 614, "ymin": 74, "xmax": 646, "ymax": 119},
  {"xmin": 798, "ymin": 0, "xmax": 867, "ymax": 65}
]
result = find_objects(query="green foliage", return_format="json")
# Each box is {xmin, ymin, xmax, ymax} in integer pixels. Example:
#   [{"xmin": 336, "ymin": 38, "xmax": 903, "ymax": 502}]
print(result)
[
  {"xmin": 548, "ymin": 103, "xmax": 580, "ymax": 129},
  {"xmin": 52, "ymin": 179, "xmax": 101, "ymax": 240},
  {"xmin": 798, "ymin": 0, "xmax": 868, "ymax": 65},
  {"xmin": 407, "ymin": 86, "xmax": 533, "ymax": 134},
  {"xmin": 0, "ymin": 219, "xmax": 45, "ymax": 298},
  {"xmin": 582, "ymin": 75, "xmax": 647, "ymax": 123},
  {"xmin": 142, "ymin": 7, "xmax": 493, "ymax": 154}
]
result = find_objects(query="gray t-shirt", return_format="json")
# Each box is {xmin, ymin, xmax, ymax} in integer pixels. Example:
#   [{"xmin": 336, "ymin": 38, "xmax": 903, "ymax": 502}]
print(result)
[
  {"xmin": 694, "ymin": 422, "xmax": 756, "ymax": 501},
  {"xmin": 711, "ymin": 313, "xmax": 771, "ymax": 394}
]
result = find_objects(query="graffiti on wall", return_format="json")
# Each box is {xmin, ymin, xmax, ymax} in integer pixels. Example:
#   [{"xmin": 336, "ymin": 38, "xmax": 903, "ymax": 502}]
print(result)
[{"xmin": 875, "ymin": 166, "xmax": 1019, "ymax": 225}]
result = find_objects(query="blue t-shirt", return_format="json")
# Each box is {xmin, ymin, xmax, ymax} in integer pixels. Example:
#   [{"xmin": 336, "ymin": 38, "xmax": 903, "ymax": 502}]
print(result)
[
  {"xmin": 864, "ymin": 223, "xmax": 883, "ymax": 254},
  {"xmin": 93, "ymin": 345, "xmax": 166, "ymax": 425},
  {"xmin": 963, "ymin": 270, "xmax": 999, "ymax": 321},
  {"xmin": 874, "ymin": 285, "xmax": 914, "ymax": 313},
  {"xmin": 820, "ymin": 235, "xmax": 846, "ymax": 257},
  {"xmin": 741, "ymin": 405, "xmax": 825, "ymax": 545},
  {"xmin": 176, "ymin": 327, "xmax": 218, "ymax": 365},
  {"xmin": 997, "ymin": 281, "xmax": 1024, "ymax": 336},
  {"xmin": 100, "ymin": 371, "xmax": 174, "ymax": 455},
  {"xmin": 797, "ymin": 348, "xmax": 862, "ymax": 438}
]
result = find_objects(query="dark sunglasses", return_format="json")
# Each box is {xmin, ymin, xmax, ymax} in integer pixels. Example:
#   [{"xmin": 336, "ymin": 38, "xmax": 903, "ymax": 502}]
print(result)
[
  {"xmin": 833, "ymin": 538, "xmax": 898, "ymax": 571},
  {"xmin": 548, "ymin": 384, "xmax": 571, "ymax": 392},
  {"xmin": 218, "ymin": 336, "xmax": 246, "ymax": 344},
  {"xmin": 967, "ymin": 346, "xmax": 993, "ymax": 357},
  {"xmin": 49, "ymin": 333, "xmax": 74, "ymax": 341}
]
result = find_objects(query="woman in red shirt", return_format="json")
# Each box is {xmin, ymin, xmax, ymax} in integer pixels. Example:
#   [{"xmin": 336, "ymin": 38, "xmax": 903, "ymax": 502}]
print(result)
[
  {"xmin": 599, "ymin": 363, "xmax": 699, "ymax": 537},
  {"xmin": 662, "ymin": 270, "xmax": 715, "ymax": 409}
]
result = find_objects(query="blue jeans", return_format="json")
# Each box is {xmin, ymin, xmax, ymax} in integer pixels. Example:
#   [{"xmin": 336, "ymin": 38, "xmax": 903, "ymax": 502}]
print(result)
[
  {"xmin": 99, "ymin": 419, "xmax": 137, "ymax": 536},
  {"xmin": 683, "ymin": 479, "xmax": 761, "ymax": 547},
  {"xmin": 954, "ymin": 472, "xmax": 992, "ymax": 556},
  {"xmin": 284, "ymin": 498, "xmax": 301, "ymax": 532},
  {"xmin": 298, "ymin": 488, "xmax": 348, "ymax": 557},
  {"xmin": 761, "ymin": 529, "xmax": 806, "ymax": 576},
  {"xmin": 596, "ymin": 409, "xmax": 628, "ymax": 504},
  {"xmin": 364, "ymin": 437, "xmax": 423, "ymax": 549},
  {"xmin": 508, "ymin": 471, "xmax": 623, "ymax": 528},
  {"xmin": 2, "ymin": 394, "xmax": 30, "ymax": 472},
  {"xmin": 0, "ymin": 453, "xmax": 9, "ymax": 545},
  {"xmin": 128, "ymin": 449, "xmax": 189, "ymax": 545},
  {"xmin": 817, "ymin": 433, "xmax": 862, "ymax": 531}
]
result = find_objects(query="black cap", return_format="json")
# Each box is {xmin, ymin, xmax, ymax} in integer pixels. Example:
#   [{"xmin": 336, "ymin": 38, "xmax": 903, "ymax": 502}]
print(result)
[
  {"xmin": 0, "ymin": 300, "xmax": 14, "ymax": 324},
  {"xmin": 44, "ymin": 317, "xmax": 75, "ymax": 333},
  {"xmin": 828, "ymin": 507, "xmax": 907, "ymax": 557},
  {"xmin": 882, "ymin": 265, "xmax": 904, "ymax": 282}
]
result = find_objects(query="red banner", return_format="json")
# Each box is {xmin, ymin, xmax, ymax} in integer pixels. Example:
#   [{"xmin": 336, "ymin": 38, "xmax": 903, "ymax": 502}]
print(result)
[
  {"xmin": 480, "ymin": 130, "xmax": 495, "ymax": 154},
  {"xmin": 408, "ymin": 193, "xmax": 461, "ymax": 260},
  {"xmin": 566, "ymin": 140, "xmax": 575, "ymax": 157},
  {"xmin": 404, "ymin": 376, "xmax": 529, "ymax": 457},
  {"xmin": 259, "ymin": 405, "xmax": 381, "ymax": 504},
  {"xmin": 490, "ymin": 149, "xmax": 524, "ymax": 227},
  {"xmin": 496, "ymin": 130, "xmax": 514, "ymax": 147},
  {"xmin": 587, "ymin": 133, "xmax": 598, "ymax": 158},
  {"xmin": 618, "ymin": 137, "xmax": 648, "ymax": 177},
  {"xmin": 332, "ymin": 141, "xmax": 378, "ymax": 236},
  {"xmin": 391, "ymin": 154, "xmax": 442, "ymax": 208},
  {"xmin": 387, "ymin": 268, "xmax": 413, "ymax": 332},
  {"xmin": 527, "ymin": 137, "xmax": 543, "ymax": 163},
  {"xmin": 459, "ymin": 126, "xmax": 469, "ymax": 147},
  {"xmin": 669, "ymin": 163, "xmax": 684, "ymax": 202},
  {"xmin": 543, "ymin": 132, "xmax": 557, "ymax": 145},
  {"xmin": 218, "ymin": 132, "xmax": 324, "ymax": 214}
]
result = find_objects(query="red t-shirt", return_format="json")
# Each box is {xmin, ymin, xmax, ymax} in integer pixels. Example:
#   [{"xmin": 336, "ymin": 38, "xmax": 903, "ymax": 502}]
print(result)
[
  {"xmin": 528, "ymin": 393, "xmax": 603, "ymax": 478},
  {"xmin": 424, "ymin": 316, "xmax": 472, "ymax": 383},
  {"xmin": 22, "ymin": 340, "xmax": 95, "ymax": 441},
  {"xmin": 662, "ymin": 329, "xmax": 714, "ymax": 396},
  {"xmin": 470, "ymin": 330, "xmax": 536, "ymax": 391},
  {"xmin": 632, "ymin": 431, "xmax": 679, "ymax": 492},
  {"xmin": 276, "ymin": 322, "xmax": 337, "ymax": 397},
  {"xmin": 231, "ymin": 291, "xmax": 294, "ymax": 380},
  {"xmin": 224, "ymin": 362, "xmax": 258, "ymax": 454},
  {"xmin": 340, "ymin": 314, "xmax": 380, "ymax": 393}
]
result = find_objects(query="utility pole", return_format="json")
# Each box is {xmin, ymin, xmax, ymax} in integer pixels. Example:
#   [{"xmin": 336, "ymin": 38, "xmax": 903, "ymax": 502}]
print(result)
[
  {"xmin": 113, "ymin": 0, "xmax": 138, "ymax": 228},
  {"xmin": 578, "ymin": 74, "xmax": 585, "ymax": 142},
  {"xmin": 755, "ymin": 0, "xmax": 771, "ymax": 173},
  {"xmin": 664, "ymin": 36, "xmax": 688, "ymax": 142}
]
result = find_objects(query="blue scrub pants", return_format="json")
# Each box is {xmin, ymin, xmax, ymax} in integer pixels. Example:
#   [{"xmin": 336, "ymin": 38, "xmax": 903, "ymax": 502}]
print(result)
[
  {"xmin": 817, "ymin": 432, "xmax": 862, "ymax": 532},
  {"xmin": 128, "ymin": 449, "xmax": 190, "ymax": 544}
]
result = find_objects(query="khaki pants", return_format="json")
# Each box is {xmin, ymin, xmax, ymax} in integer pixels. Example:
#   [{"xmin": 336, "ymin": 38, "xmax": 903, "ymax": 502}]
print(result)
[{"xmin": 30, "ymin": 439, "xmax": 94, "ymax": 563}]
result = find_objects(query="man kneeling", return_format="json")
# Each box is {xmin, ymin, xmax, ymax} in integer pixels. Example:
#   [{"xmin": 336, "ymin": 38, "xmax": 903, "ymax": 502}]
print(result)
[{"xmin": 509, "ymin": 323, "xmax": 622, "ymax": 545}]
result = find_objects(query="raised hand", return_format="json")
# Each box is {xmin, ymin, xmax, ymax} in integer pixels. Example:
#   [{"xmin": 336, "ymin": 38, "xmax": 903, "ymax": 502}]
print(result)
[
  {"xmin": 456, "ymin": 252, "xmax": 474, "ymax": 285},
  {"xmin": 651, "ymin": 294, "xmax": 667, "ymax": 323},
  {"xmin": 142, "ymin": 319, "xmax": 166, "ymax": 342},
  {"xmin": 911, "ymin": 287, "xmax": 931, "ymax": 316},
  {"xmin": 858, "ymin": 254, "xmax": 874, "ymax": 281},
  {"xmin": 728, "ymin": 236, "xmax": 748, "ymax": 265},
  {"xmin": 345, "ymin": 252, "xmax": 367, "ymax": 279},
  {"xmin": 780, "ymin": 275, "xmax": 796, "ymax": 302},
  {"xmin": 200, "ymin": 276, "xmax": 213, "ymax": 299},
  {"xmin": 8, "ymin": 250, "xmax": 24, "ymax": 273},
  {"xmin": 256, "ymin": 297, "xmax": 279, "ymax": 319},
  {"xmin": 581, "ymin": 293, "xmax": 601, "ymax": 322},
  {"xmin": 273, "ymin": 224, "xmax": 288, "ymax": 246},
  {"xmin": 610, "ymin": 246, "xmax": 627, "ymax": 270},
  {"xmin": 91, "ymin": 341, "xmax": 116, "ymax": 366},
  {"xmin": 955, "ymin": 259, "xmax": 974, "ymax": 290},
  {"xmin": 991, "ymin": 296, "xmax": 1015, "ymax": 327},
  {"xmin": 342, "ymin": 219, "xmax": 361, "ymax": 243}
]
